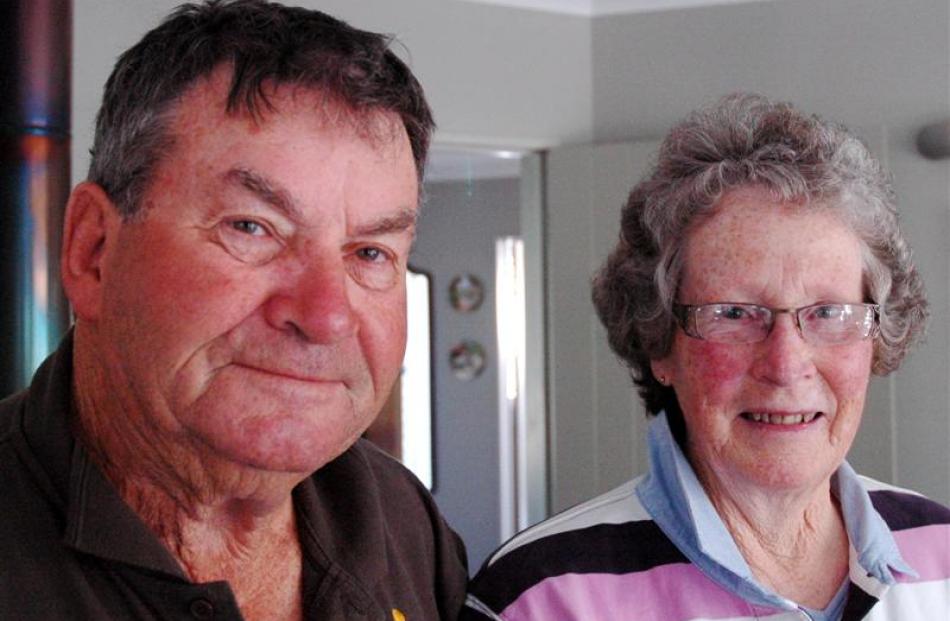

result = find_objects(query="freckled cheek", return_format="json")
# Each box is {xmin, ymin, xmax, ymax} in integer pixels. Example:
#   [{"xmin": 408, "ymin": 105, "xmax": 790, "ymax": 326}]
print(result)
[
  {"xmin": 678, "ymin": 340, "xmax": 751, "ymax": 389},
  {"xmin": 823, "ymin": 344, "xmax": 873, "ymax": 436}
]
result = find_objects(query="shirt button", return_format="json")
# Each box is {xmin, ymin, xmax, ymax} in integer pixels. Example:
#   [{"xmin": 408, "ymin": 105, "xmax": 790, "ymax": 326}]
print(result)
[{"xmin": 189, "ymin": 598, "xmax": 215, "ymax": 619}]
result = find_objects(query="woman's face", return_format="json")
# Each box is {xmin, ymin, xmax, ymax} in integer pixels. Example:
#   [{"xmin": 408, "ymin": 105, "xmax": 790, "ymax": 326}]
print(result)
[{"xmin": 651, "ymin": 187, "xmax": 874, "ymax": 495}]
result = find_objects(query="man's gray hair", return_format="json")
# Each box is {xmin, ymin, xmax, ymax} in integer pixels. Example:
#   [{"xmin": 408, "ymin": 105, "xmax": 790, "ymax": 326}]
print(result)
[{"xmin": 88, "ymin": 0, "xmax": 434, "ymax": 218}]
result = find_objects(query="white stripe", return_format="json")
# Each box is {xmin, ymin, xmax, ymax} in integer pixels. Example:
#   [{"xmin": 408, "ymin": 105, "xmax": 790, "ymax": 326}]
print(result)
[
  {"xmin": 486, "ymin": 477, "xmax": 649, "ymax": 565},
  {"xmin": 464, "ymin": 594, "xmax": 505, "ymax": 620},
  {"xmin": 864, "ymin": 578, "xmax": 950, "ymax": 619},
  {"xmin": 849, "ymin": 542, "xmax": 891, "ymax": 599},
  {"xmin": 675, "ymin": 614, "xmax": 810, "ymax": 621}
]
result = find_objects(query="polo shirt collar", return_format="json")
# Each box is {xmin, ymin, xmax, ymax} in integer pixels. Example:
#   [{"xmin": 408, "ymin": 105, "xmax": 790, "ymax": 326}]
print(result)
[
  {"xmin": 637, "ymin": 412, "xmax": 914, "ymax": 608},
  {"xmin": 18, "ymin": 332, "xmax": 188, "ymax": 577},
  {"xmin": 62, "ymin": 442, "xmax": 188, "ymax": 578}
]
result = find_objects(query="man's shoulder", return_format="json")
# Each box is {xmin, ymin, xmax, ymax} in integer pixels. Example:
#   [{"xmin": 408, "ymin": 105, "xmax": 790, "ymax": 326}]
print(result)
[
  {"xmin": 0, "ymin": 388, "xmax": 28, "ymax": 443},
  {"xmin": 300, "ymin": 439, "xmax": 468, "ymax": 619},
  {"xmin": 304, "ymin": 438, "xmax": 449, "ymax": 538},
  {"xmin": 319, "ymin": 438, "xmax": 433, "ymax": 499},
  {"xmin": 0, "ymin": 388, "xmax": 38, "ymax": 493},
  {"xmin": 354, "ymin": 438, "xmax": 427, "ymax": 481},
  {"xmin": 0, "ymin": 390, "xmax": 65, "ymax": 563},
  {"xmin": 0, "ymin": 344, "xmax": 77, "ymax": 564}
]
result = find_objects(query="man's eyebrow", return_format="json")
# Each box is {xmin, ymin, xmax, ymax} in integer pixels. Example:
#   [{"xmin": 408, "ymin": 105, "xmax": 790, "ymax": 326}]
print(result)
[
  {"xmin": 352, "ymin": 208, "xmax": 419, "ymax": 237},
  {"xmin": 224, "ymin": 168, "xmax": 303, "ymax": 222},
  {"xmin": 224, "ymin": 167, "xmax": 417, "ymax": 235}
]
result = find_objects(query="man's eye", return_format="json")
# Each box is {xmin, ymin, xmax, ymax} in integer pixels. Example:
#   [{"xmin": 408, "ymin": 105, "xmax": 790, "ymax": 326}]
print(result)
[
  {"xmin": 231, "ymin": 220, "xmax": 266, "ymax": 236},
  {"xmin": 216, "ymin": 218, "xmax": 282, "ymax": 265},
  {"xmin": 347, "ymin": 245, "xmax": 399, "ymax": 290},
  {"xmin": 356, "ymin": 246, "xmax": 385, "ymax": 262}
]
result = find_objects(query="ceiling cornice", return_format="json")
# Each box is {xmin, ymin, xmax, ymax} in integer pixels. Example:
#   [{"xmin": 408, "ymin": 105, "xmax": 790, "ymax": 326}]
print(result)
[{"xmin": 455, "ymin": 0, "xmax": 774, "ymax": 17}]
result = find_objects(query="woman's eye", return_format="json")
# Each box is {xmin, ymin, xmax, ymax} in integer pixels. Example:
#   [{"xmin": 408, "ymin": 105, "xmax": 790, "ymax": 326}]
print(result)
[
  {"xmin": 811, "ymin": 305, "xmax": 843, "ymax": 320},
  {"xmin": 720, "ymin": 305, "xmax": 749, "ymax": 320}
]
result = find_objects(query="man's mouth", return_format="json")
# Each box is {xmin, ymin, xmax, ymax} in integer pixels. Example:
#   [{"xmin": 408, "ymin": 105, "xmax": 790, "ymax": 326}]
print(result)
[
  {"xmin": 740, "ymin": 411, "xmax": 823, "ymax": 425},
  {"xmin": 233, "ymin": 362, "xmax": 333, "ymax": 384}
]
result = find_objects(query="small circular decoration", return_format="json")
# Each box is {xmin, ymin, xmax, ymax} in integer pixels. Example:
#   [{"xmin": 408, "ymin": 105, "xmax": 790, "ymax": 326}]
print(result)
[
  {"xmin": 449, "ymin": 273, "xmax": 484, "ymax": 312},
  {"xmin": 449, "ymin": 340, "xmax": 486, "ymax": 381}
]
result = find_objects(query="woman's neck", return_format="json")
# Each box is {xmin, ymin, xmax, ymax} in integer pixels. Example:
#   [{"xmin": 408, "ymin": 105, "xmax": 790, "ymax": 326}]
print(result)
[{"xmin": 695, "ymin": 461, "xmax": 850, "ymax": 609}]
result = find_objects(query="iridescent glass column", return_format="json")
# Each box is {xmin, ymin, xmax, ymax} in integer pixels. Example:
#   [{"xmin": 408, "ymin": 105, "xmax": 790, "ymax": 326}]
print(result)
[{"xmin": 0, "ymin": 0, "xmax": 72, "ymax": 397}]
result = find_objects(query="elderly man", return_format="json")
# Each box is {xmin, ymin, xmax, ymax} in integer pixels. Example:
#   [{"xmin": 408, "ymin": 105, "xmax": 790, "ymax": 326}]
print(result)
[{"xmin": 0, "ymin": 1, "xmax": 467, "ymax": 619}]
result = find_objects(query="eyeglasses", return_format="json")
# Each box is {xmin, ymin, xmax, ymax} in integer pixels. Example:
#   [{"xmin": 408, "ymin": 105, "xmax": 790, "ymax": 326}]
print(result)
[{"xmin": 672, "ymin": 302, "xmax": 880, "ymax": 345}]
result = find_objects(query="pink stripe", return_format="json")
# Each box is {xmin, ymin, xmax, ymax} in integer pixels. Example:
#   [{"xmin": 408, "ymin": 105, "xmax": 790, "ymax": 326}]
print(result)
[
  {"xmin": 500, "ymin": 563, "xmax": 779, "ymax": 621},
  {"xmin": 892, "ymin": 524, "xmax": 950, "ymax": 582}
]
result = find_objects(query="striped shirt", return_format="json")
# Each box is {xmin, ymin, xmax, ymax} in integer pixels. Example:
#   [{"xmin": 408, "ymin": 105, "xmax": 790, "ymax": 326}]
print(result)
[{"xmin": 462, "ymin": 414, "xmax": 950, "ymax": 620}]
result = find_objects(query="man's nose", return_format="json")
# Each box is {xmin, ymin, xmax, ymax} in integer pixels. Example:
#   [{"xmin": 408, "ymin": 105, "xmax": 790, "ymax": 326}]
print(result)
[
  {"xmin": 751, "ymin": 313, "xmax": 815, "ymax": 386},
  {"xmin": 263, "ymin": 258, "xmax": 358, "ymax": 344}
]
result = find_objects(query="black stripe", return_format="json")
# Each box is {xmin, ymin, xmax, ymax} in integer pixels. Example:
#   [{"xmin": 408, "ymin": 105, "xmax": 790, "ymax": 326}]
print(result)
[
  {"xmin": 869, "ymin": 490, "xmax": 950, "ymax": 531},
  {"xmin": 841, "ymin": 583, "xmax": 879, "ymax": 621},
  {"xmin": 468, "ymin": 520, "xmax": 687, "ymax": 613}
]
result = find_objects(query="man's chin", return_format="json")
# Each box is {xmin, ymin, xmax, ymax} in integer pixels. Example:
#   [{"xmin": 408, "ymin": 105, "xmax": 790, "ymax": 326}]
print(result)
[{"xmin": 188, "ymin": 411, "xmax": 367, "ymax": 475}]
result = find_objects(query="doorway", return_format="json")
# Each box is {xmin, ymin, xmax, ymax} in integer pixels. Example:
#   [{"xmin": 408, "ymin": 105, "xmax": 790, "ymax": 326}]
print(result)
[{"xmin": 406, "ymin": 145, "xmax": 547, "ymax": 569}]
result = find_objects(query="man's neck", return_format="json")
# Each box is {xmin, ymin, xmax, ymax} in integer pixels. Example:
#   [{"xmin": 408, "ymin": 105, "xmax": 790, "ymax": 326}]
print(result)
[{"xmin": 71, "ymin": 326, "xmax": 306, "ymax": 585}]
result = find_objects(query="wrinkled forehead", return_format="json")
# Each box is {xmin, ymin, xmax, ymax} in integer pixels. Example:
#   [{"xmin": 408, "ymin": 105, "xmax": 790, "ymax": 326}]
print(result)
[
  {"xmin": 167, "ymin": 66, "xmax": 410, "ymax": 160},
  {"xmin": 683, "ymin": 185, "xmax": 864, "ymax": 251},
  {"xmin": 679, "ymin": 186, "xmax": 865, "ymax": 291}
]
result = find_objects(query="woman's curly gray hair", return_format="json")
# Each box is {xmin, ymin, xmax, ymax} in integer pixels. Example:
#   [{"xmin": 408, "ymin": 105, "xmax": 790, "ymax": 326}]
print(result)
[{"xmin": 591, "ymin": 93, "xmax": 928, "ymax": 421}]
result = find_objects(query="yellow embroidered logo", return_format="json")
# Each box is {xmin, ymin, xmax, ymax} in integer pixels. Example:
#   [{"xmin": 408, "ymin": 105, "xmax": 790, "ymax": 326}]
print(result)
[{"xmin": 391, "ymin": 609, "xmax": 406, "ymax": 621}]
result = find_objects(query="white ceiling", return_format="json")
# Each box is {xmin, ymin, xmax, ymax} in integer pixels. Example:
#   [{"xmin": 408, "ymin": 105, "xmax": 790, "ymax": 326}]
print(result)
[
  {"xmin": 426, "ymin": 146, "xmax": 524, "ymax": 183},
  {"xmin": 430, "ymin": 0, "xmax": 778, "ymax": 180},
  {"xmin": 455, "ymin": 0, "xmax": 774, "ymax": 16}
]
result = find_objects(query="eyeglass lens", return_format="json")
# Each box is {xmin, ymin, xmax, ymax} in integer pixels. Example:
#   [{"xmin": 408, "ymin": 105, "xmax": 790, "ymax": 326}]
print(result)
[{"xmin": 688, "ymin": 303, "xmax": 875, "ymax": 344}]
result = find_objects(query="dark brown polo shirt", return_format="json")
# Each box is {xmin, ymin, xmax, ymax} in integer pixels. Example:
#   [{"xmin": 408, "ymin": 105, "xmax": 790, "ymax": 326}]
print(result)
[{"xmin": 0, "ymin": 335, "xmax": 468, "ymax": 620}]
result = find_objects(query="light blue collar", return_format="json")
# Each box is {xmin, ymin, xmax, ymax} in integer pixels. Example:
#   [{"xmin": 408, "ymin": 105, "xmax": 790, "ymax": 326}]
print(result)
[{"xmin": 636, "ymin": 412, "xmax": 914, "ymax": 614}]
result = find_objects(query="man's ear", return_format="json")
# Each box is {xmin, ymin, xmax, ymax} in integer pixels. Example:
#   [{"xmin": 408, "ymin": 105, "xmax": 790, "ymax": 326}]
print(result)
[{"xmin": 61, "ymin": 182, "xmax": 122, "ymax": 321}]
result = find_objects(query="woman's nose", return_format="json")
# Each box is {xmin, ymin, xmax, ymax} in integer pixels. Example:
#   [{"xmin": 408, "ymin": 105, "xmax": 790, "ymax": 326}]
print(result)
[{"xmin": 752, "ymin": 313, "xmax": 815, "ymax": 385}]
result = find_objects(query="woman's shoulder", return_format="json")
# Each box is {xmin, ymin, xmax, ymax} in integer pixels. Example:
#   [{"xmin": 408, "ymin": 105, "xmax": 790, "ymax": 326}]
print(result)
[
  {"xmin": 465, "ymin": 476, "xmax": 691, "ymax": 618},
  {"xmin": 487, "ymin": 477, "xmax": 650, "ymax": 563},
  {"xmin": 857, "ymin": 475, "xmax": 950, "ymax": 530}
]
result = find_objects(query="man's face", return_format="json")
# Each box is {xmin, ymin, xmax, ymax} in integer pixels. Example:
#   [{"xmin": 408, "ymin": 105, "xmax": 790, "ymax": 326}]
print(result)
[{"xmin": 95, "ymin": 73, "xmax": 418, "ymax": 474}]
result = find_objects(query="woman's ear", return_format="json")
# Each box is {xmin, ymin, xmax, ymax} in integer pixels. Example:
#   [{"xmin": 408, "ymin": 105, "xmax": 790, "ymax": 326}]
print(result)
[
  {"xmin": 650, "ymin": 358, "xmax": 673, "ymax": 387},
  {"xmin": 60, "ymin": 182, "xmax": 122, "ymax": 321}
]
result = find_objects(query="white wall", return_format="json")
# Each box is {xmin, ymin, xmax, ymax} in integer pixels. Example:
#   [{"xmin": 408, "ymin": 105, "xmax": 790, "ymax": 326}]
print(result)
[
  {"xmin": 71, "ymin": 0, "xmax": 593, "ymax": 183},
  {"xmin": 545, "ymin": 140, "xmax": 657, "ymax": 511},
  {"xmin": 592, "ymin": 0, "xmax": 949, "ymax": 141}
]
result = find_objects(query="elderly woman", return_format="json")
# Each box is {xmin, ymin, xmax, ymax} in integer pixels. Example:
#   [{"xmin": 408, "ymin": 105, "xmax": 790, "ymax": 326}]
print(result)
[{"xmin": 461, "ymin": 94, "xmax": 950, "ymax": 620}]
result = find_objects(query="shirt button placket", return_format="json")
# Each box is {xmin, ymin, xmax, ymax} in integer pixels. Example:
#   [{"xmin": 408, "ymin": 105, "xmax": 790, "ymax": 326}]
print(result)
[{"xmin": 189, "ymin": 597, "xmax": 215, "ymax": 619}]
